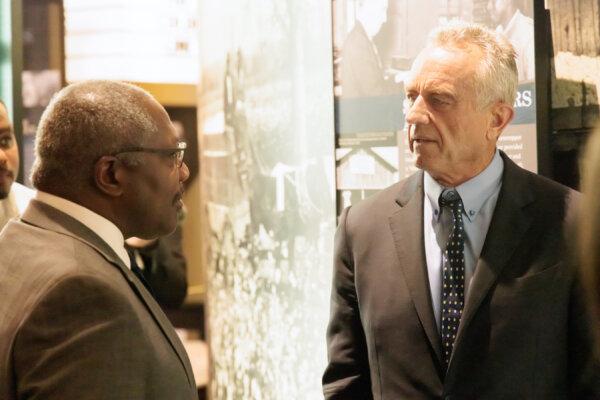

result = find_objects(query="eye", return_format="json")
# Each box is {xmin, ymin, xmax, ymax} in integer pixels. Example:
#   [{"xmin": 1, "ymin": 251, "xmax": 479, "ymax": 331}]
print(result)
[
  {"xmin": 0, "ymin": 136, "xmax": 13, "ymax": 149},
  {"xmin": 429, "ymin": 93, "xmax": 454, "ymax": 106},
  {"xmin": 168, "ymin": 149, "xmax": 184, "ymax": 167}
]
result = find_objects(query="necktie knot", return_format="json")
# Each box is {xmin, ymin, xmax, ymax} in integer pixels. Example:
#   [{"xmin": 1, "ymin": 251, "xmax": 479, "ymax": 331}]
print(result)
[{"xmin": 439, "ymin": 189, "xmax": 463, "ymax": 216}]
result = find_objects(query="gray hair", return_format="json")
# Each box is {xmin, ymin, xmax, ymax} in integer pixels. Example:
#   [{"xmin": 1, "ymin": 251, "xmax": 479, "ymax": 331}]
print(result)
[
  {"xmin": 428, "ymin": 21, "xmax": 518, "ymax": 109},
  {"xmin": 31, "ymin": 80, "xmax": 159, "ymax": 191}
]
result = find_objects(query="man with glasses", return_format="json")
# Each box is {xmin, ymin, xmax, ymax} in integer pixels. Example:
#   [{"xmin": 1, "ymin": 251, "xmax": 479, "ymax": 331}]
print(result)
[
  {"xmin": 123, "ymin": 140, "xmax": 189, "ymax": 310},
  {"xmin": 0, "ymin": 80, "xmax": 197, "ymax": 399},
  {"xmin": 119, "ymin": 141, "xmax": 190, "ymax": 310}
]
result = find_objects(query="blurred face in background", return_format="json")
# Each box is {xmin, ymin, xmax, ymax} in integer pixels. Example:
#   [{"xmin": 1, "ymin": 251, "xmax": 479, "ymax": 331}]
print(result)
[
  {"xmin": 487, "ymin": 0, "xmax": 516, "ymax": 27},
  {"xmin": 0, "ymin": 103, "xmax": 19, "ymax": 199}
]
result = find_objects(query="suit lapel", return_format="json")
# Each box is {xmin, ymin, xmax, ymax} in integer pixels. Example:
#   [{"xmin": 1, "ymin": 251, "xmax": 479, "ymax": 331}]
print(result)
[
  {"xmin": 449, "ymin": 154, "xmax": 535, "ymax": 369},
  {"xmin": 389, "ymin": 172, "xmax": 443, "ymax": 366},
  {"xmin": 20, "ymin": 200, "xmax": 196, "ymax": 387}
]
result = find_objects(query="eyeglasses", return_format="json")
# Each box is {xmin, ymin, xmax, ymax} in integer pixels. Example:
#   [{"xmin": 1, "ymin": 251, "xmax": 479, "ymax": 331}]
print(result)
[{"xmin": 112, "ymin": 141, "xmax": 187, "ymax": 168}]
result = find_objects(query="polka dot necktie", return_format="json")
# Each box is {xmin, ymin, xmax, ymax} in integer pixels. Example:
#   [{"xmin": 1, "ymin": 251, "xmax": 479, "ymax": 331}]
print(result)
[{"xmin": 439, "ymin": 189, "xmax": 465, "ymax": 369}]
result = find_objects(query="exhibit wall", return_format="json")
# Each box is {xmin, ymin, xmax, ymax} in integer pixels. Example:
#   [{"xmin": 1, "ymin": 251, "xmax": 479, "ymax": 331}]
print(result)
[
  {"xmin": 0, "ymin": 0, "xmax": 13, "ymax": 108},
  {"xmin": 197, "ymin": 0, "xmax": 336, "ymax": 398}
]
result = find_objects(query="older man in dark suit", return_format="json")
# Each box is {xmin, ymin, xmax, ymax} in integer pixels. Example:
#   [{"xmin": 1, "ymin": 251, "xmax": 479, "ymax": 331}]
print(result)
[
  {"xmin": 323, "ymin": 22, "xmax": 599, "ymax": 399},
  {"xmin": 0, "ymin": 80, "xmax": 197, "ymax": 399}
]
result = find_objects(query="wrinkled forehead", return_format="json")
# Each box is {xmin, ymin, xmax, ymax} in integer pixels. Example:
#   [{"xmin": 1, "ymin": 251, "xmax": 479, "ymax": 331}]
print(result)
[{"xmin": 406, "ymin": 44, "xmax": 481, "ymax": 83}]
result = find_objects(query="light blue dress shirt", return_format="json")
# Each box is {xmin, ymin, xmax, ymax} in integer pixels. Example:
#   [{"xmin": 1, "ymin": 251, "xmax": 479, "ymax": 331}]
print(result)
[{"xmin": 423, "ymin": 149, "xmax": 504, "ymax": 331}]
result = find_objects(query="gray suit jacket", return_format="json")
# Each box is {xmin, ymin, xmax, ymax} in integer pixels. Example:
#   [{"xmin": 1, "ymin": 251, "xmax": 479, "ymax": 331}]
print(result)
[
  {"xmin": 0, "ymin": 200, "xmax": 198, "ymax": 400},
  {"xmin": 323, "ymin": 153, "xmax": 599, "ymax": 399}
]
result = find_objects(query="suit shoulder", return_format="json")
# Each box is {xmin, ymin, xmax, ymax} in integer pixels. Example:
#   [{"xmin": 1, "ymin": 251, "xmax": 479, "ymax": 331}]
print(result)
[
  {"xmin": 0, "ymin": 221, "xmax": 127, "ymax": 305},
  {"xmin": 351, "ymin": 174, "xmax": 418, "ymax": 211},
  {"xmin": 522, "ymin": 168, "xmax": 579, "ymax": 204},
  {"xmin": 1, "ymin": 220, "xmax": 101, "ymax": 274},
  {"xmin": 0, "ymin": 224, "xmax": 135, "ymax": 343},
  {"xmin": 509, "ymin": 168, "xmax": 580, "ymax": 230},
  {"xmin": 343, "ymin": 173, "xmax": 420, "ymax": 229}
]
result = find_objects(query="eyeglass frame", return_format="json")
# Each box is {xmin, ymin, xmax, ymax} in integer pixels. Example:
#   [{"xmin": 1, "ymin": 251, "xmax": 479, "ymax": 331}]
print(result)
[{"xmin": 110, "ymin": 141, "xmax": 187, "ymax": 168}]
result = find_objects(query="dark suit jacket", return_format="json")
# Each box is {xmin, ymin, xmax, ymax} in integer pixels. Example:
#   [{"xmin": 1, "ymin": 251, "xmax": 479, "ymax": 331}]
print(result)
[
  {"xmin": 126, "ymin": 226, "xmax": 188, "ymax": 309},
  {"xmin": 323, "ymin": 152, "xmax": 599, "ymax": 399},
  {"xmin": 0, "ymin": 200, "xmax": 198, "ymax": 400}
]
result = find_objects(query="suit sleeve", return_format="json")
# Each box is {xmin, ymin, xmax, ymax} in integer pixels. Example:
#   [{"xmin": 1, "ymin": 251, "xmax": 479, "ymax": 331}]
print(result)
[
  {"xmin": 323, "ymin": 207, "xmax": 373, "ymax": 399},
  {"xmin": 13, "ymin": 274, "xmax": 156, "ymax": 399},
  {"xmin": 568, "ymin": 274, "xmax": 600, "ymax": 397}
]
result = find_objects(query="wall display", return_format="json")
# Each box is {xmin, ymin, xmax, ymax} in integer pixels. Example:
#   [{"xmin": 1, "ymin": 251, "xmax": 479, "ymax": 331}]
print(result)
[
  {"xmin": 333, "ymin": 0, "xmax": 537, "ymax": 212},
  {"xmin": 64, "ymin": 0, "xmax": 199, "ymax": 84},
  {"xmin": 198, "ymin": 1, "xmax": 335, "ymax": 398},
  {"xmin": 0, "ymin": 0, "xmax": 14, "ymax": 113},
  {"xmin": 20, "ymin": 69, "xmax": 61, "ymax": 186}
]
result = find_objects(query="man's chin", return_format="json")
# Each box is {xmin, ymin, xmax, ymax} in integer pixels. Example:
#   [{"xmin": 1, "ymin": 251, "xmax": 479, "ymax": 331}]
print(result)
[
  {"xmin": 0, "ymin": 179, "xmax": 14, "ymax": 199},
  {"xmin": 0, "ymin": 187, "xmax": 10, "ymax": 200},
  {"xmin": 158, "ymin": 218, "xmax": 178, "ymax": 237},
  {"xmin": 135, "ymin": 225, "xmax": 176, "ymax": 241}
]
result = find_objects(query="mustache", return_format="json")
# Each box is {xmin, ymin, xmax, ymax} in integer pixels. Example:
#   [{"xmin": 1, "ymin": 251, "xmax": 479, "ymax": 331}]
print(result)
[
  {"xmin": 172, "ymin": 185, "xmax": 185, "ymax": 204},
  {"xmin": 408, "ymin": 124, "xmax": 437, "ymax": 151},
  {"xmin": 0, "ymin": 167, "xmax": 15, "ymax": 179}
]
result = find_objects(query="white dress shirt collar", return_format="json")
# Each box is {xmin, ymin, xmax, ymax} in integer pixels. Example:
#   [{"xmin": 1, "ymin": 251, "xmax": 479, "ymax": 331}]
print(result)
[
  {"xmin": 424, "ymin": 149, "xmax": 504, "ymax": 222},
  {"xmin": 35, "ymin": 190, "xmax": 131, "ymax": 269}
]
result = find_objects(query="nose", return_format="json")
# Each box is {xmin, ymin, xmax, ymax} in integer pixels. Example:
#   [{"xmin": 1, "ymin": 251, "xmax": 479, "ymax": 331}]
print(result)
[
  {"xmin": 0, "ymin": 148, "xmax": 8, "ymax": 167},
  {"xmin": 178, "ymin": 161, "xmax": 190, "ymax": 183},
  {"xmin": 405, "ymin": 96, "xmax": 430, "ymax": 126}
]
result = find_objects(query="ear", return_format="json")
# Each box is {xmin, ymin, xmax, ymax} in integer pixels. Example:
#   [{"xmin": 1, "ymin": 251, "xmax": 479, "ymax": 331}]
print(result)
[
  {"xmin": 486, "ymin": 101, "xmax": 514, "ymax": 141},
  {"xmin": 94, "ymin": 156, "xmax": 125, "ymax": 197}
]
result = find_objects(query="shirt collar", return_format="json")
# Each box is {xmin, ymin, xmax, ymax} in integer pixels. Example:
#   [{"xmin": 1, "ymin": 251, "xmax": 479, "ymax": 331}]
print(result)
[
  {"xmin": 424, "ymin": 172, "xmax": 445, "ymax": 220},
  {"xmin": 35, "ymin": 190, "xmax": 131, "ymax": 268},
  {"xmin": 0, "ymin": 190, "xmax": 20, "ymax": 231},
  {"xmin": 497, "ymin": 9, "xmax": 522, "ymax": 36},
  {"xmin": 424, "ymin": 149, "xmax": 504, "ymax": 222}
]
